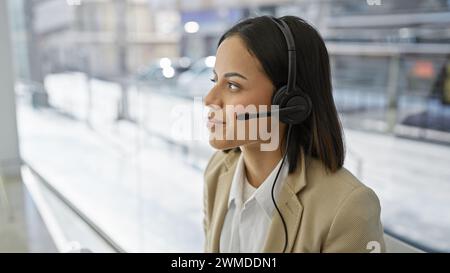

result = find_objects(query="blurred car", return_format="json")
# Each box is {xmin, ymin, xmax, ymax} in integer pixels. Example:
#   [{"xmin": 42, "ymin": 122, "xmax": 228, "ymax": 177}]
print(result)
[
  {"xmin": 400, "ymin": 97, "xmax": 450, "ymax": 132},
  {"xmin": 136, "ymin": 57, "xmax": 192, "ymax": 87}
]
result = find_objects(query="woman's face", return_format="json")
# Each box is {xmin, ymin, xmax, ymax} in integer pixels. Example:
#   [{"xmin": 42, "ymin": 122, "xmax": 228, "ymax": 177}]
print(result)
[{"xmin": 204, "ymin": 35, "xmax": 282, "ymax": 151}]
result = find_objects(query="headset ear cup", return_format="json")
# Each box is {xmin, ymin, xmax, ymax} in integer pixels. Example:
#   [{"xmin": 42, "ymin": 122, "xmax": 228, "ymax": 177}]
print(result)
[
  {"xmin": 284, "ymin": 91, "xmax": 312, "ymax": 124},
  {"xmin": 272, "ymin": 86, "xmax": 312, "ymax": 124}
]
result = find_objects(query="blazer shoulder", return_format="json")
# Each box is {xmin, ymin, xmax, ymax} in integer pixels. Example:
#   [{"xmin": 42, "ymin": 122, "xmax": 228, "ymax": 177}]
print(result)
[
  {"xmin": 302, "ymin": 158, "xmax": 384, "ymax": 252},
  {"xmin": 303, "ymin": 157, "xmax": 382, "ymax": 221}
]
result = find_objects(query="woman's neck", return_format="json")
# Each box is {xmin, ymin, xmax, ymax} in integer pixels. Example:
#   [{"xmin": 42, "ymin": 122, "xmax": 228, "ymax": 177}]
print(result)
[{"xmin": 241, "ymin": 142, "xmax": 283, "ymax": 188}]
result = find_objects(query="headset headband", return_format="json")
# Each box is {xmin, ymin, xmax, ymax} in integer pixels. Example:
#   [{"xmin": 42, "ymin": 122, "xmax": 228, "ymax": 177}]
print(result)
[{"xmin": 268, "ymin": 16, "xmax": 297, "ymax": 95}]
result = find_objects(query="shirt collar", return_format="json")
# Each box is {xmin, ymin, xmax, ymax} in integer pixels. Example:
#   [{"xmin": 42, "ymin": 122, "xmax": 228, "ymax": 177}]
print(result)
[
  {"xmin": 228, "ymin": 153, "xmax": 245, "ymax": 209},
  {"xmin": 227, "ymin": 153, "xmax": 290, "ymax": 218}
]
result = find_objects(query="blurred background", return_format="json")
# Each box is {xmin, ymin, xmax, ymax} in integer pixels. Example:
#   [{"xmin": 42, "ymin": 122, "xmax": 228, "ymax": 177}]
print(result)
[{"xmin": 0, "ymin": 0, "xmax": 449, "ymax": 253}]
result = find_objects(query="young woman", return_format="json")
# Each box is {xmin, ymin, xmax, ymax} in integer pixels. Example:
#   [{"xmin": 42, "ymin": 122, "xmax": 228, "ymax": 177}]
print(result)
[{"xmin": 203, "ymin": 15, "xmax": 385, "ymax": 253}]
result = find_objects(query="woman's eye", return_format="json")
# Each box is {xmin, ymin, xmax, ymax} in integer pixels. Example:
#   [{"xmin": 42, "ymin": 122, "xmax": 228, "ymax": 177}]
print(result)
[
  {"xmin": 227, "ymin": 82, "xmax": 240, "ymax": 91},
  {"xmin": 209, "ymin": 78, "xmax": 239, "ymax": 91}
]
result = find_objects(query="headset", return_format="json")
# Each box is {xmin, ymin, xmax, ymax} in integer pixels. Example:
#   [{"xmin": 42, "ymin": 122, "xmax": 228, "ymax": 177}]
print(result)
[{"xmin": 236, "ymin": 16, "xmax": 312, "ymax": 253}]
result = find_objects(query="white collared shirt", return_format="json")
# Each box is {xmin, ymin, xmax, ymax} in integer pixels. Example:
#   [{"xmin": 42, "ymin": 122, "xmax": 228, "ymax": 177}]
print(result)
[{"xmin": 219, "ymin": 153, "xmax": 289, "ymax": 253}]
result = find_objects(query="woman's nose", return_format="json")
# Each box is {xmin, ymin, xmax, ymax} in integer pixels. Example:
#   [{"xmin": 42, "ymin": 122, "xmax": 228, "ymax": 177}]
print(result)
[{"xmin": 204, "ymin": 85, "xmax": 222, "ymax": 109}]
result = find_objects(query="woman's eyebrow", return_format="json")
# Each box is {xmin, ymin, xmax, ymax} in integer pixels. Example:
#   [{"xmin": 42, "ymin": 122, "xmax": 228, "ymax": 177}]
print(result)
[
  {"xmin": 224, "ymin": 72, "xmax": 248, "ymax": 80},
  {"xmin": 213, "ymin": 70, "xmax": 248, "ymax": 80}
]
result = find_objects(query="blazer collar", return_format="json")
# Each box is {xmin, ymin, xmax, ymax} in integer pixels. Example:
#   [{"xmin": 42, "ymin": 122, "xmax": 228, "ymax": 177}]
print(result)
[
  {"xmin": 209, "ymin": 148, "xmax": 308, "ymax": 252},
  {"xmin": 261, "ymin": 148, "xmax": 308, "ymax": 252}
]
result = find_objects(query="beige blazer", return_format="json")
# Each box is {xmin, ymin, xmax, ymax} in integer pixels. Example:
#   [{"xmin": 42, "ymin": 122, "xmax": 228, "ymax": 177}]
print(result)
[{"xmin": 203, "ymin": 148, "xmax": 386, "ymax": 253}]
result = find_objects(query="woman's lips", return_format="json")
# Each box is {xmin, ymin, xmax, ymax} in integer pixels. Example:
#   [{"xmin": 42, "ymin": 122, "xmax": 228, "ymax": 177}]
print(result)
[{"xmin": 207, "ymin": 119, "xmax": 225, "ymax": 129}]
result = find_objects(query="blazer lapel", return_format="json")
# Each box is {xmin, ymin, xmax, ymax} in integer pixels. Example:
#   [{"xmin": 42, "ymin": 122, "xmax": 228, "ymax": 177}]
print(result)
[
  {"xmin": 262, "ymin": 150, "xmax": 308, "ymax": 252},
  {"xmin": 208, "ymin": 151, "xmax": 239, "ymax": 252}
]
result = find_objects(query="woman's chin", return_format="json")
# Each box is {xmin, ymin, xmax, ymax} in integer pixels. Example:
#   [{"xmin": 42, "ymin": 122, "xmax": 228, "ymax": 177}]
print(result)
[
  {"xmin": 208, "ymin": 139, "xmax": 233, "ymax": 150},
  {"xmin": 208, "ymin": 138, "xmax": 250, "ymax": 151}
]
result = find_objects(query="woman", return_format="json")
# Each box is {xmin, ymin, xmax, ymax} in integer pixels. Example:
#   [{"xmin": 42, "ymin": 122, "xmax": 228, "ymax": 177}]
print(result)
[{"xmin": 203, "ymin": 15, "xmax": 385, "ymax": 253}]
